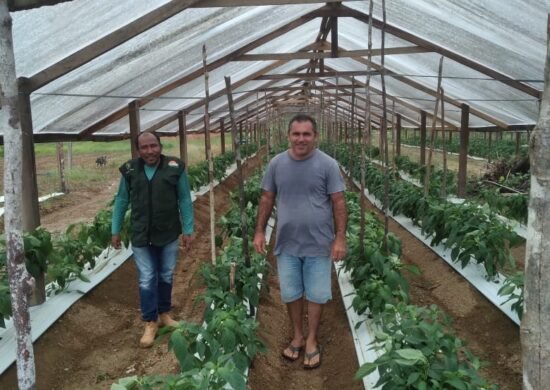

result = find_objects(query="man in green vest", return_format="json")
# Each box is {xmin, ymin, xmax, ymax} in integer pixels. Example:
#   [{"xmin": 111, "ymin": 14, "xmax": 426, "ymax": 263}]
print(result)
[{"xmin": 111, "ymin": 131, "xmax": 194, "ymax": 348}]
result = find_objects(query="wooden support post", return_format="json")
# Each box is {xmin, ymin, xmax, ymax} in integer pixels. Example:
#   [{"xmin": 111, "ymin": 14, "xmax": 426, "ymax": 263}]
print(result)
[
  {"xmin": 396, "ymin": 114, "xmax": 402, "ymax": 156},
  {"xmin": 239, "ymin": 121, "xmax": 243, "ymax": 148},
  {"xmin": 17, "ymin": 78, "xmax": 45, "ymax": 307},
  {"xmin": 420, "ymin": 110, "xmax": 427, "ymax": 165},
  {"xmin": 128, "ymin": 100, "xmax": 140, "ymax": 158},
  {"xmin": 177, "ymin": 111, "xmax": 188, "ymax": 168},
  {"xmin": 457, "ymin": 103, "xmax": 470, "ymax": 198},
  {"xmin": 56, "ymin": 142, "xmax": 67, "ymax": 194},
  {"xmin": 492, "ymin": 133, "xmax": 493, "ymax": 162},
  {"xmin": 220, "ymin": 118, "xmax": 226, "ymax": 154},
  {"xmin": 17, "ymin": 78, "xmax": 41, "ymax": 232},
  {"xmin": 515, "ymin": 132, "xmax": 521, "ymax": 157}
]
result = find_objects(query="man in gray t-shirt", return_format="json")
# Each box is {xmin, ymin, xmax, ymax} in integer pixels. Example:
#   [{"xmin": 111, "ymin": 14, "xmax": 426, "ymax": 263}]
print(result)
[{"xmin": 254, "ymin": 114, "xmax": 347, "ymax": 370}]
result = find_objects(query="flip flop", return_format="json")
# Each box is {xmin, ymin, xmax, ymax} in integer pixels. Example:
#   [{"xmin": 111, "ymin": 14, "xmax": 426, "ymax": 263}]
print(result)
[
  {"xmin": 303, "ymin": 345, "xmax": 322, "ymax": 369},
  {"xmin": 282, "ymin": 344, "xmax": 303, "ymax": 362}
]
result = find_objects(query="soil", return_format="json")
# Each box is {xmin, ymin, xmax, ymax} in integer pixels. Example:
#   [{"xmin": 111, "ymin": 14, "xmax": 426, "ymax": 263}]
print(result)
[{"xmin": 0, "ymin": 150, "xmax": 522, "ymax": 390}]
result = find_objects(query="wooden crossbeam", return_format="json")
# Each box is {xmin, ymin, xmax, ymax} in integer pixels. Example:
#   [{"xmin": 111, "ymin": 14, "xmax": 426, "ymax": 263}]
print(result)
[{"xmin": 237, "ymin": 46, "xmax": 429, "ymax": 61}]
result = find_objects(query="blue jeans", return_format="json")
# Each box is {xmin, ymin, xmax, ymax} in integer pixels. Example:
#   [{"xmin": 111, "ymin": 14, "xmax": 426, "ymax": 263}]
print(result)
[
  {"xmin": 132, "ymin": 238, "xmax": 179, "ymax": 322},
  {"xmin": 276, "ymin": 254, "xmax": 332, "ymax": 304}
]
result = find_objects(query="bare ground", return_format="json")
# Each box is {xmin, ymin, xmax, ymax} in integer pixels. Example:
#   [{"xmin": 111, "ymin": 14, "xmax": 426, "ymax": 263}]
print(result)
[{"xmin": 0, "ymin": 150, "xmax": 521, "ymax": 390}]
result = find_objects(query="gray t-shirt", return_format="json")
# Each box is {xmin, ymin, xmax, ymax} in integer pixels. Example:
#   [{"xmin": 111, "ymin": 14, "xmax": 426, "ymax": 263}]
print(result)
[{"xmin": 261, "ymin": 149, "xmax": 345, "ymax": 257}]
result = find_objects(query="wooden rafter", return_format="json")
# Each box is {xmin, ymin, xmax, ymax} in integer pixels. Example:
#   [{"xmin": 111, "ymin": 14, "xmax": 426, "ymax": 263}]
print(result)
[{"xmin": 25, "ymin": 0, "xmax": 204, "ymax": 92}]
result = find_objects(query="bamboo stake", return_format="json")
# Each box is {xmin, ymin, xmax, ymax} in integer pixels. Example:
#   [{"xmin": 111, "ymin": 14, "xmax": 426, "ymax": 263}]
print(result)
[
  {"xmin": 391, "ymin": 98, "xmax": 396, "ymax": 169},
  {"xmin": 1, "ymin": 3, "xmax": 36, "ymax": 387},
  {"xmin": 424, "ymin": 56, "xmax": 444, "ymax": 197},
  {"xmin": 225, "ymin": 76, "xmax": 253, "ymax": 315},
  {"xmin": 229, "ymin": 262, "xmax": 237, "ymax": 294},
  {"xmin": 359, "ymin": 0, "xmax": 374, "ymax": 261},
  {"xmin": 202, "ymin": 45, "xmax": 216, "ymax": 265},
  {"xmin": 380, "ymin": 0, "xmax": 390, "ymax": 252},
  {"xmin": 440, "ymin": 88, "xmax": 448, "ymax": 198}
]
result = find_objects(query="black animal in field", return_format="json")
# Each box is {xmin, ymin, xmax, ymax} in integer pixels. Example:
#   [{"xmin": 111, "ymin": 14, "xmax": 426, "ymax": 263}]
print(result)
[{"xmin": 96, "ymin": 155, "xmax": 107, "ymax": 167}]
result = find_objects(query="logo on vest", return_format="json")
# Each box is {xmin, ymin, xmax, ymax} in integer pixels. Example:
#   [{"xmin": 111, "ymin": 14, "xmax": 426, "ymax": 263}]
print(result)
[{"xmin": 168, "ymin": 160, "xmax": 179, "ymax": 167}]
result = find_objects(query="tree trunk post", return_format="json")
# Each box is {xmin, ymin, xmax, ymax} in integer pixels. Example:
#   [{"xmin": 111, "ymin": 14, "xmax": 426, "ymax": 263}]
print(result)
[
  {"xmin": 521, "ymin": 19, "xmax": 550, "ymax": 389},
  {"xmin": 1, "ymin": 4, "xmax": 37, "ymax": 388}
]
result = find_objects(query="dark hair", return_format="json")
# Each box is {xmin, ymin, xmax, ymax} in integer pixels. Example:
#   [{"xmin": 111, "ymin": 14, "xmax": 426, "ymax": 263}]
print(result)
[
  {"xmin": 135, "ymin": 131, "xmax": 162, "ymax": 149},
  {"xmin": 288, "ymin": 113, "xmax": 317, "ymax": 134}
]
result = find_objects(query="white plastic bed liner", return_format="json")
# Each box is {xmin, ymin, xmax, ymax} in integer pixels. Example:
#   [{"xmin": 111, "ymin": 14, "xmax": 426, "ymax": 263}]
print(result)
[
  {"xmin": 0, "ymin": 192, "xmax": 64, "ymax": 217},
  {"xmin": 0, "ymin": 158, "xmax": 255, "ymax": 376},
  {"xmin": 343, "ymin": 168, "xmax": 520, "ymax": 326}
]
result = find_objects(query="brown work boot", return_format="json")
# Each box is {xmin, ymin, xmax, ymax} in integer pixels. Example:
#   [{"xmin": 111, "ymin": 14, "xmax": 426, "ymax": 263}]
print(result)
[
  {"xmin": 159, "ymin": 312, "xmax": 179, "ymax": 327},
  {"xmin": 139, "ymin": 321, "xmax": 158, "ymax": 348}
]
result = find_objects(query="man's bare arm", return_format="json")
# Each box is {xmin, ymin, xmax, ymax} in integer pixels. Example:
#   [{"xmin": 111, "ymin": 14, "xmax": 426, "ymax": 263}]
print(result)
[
  {"xmin": 330, "ymin": 191, "xmax": 348, "ymax": 261},
  {"xmin": 253, "ymin": 190, "xmax": 276, "ymax": 254}
]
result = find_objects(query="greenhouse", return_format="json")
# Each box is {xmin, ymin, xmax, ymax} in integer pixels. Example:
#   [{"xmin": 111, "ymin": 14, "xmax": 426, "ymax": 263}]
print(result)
[{"xmin": 0, "ymin": 0, "xmax": 548, "ymax": 389}]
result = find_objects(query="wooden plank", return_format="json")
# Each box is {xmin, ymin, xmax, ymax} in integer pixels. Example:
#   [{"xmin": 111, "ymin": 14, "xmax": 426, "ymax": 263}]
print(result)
[
  {"xmin": 27, "ymin": 0, "xmax": 204, "ymax": 92},
  {"xmin": 237, "ymin": 46, "xmax": 429, "ymax": 61},
  {"xmin": 194, "ymin": 0, "xmax": 361, "ymax": 6}
]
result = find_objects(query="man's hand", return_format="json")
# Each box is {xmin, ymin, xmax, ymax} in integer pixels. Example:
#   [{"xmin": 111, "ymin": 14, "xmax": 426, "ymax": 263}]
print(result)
[
  {"xmin": 253, "ymin": 231, "xmax": 267, "ymax": 254},
  {"xmin": 112, "ymin": 234, "xmax": 122, "ymax": 249},
  {"xmin": 330, "ymin": 235, "xmax": 347, "ymax": 262},
  {"xmin": 180, "ymin": 234, "xmax": 193, "ymax": 252}
]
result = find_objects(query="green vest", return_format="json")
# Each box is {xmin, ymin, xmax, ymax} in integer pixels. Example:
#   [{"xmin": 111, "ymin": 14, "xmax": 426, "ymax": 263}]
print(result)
[{"xmin": 120, "ymin": 155, "xmax": 185, "ymax": 247}]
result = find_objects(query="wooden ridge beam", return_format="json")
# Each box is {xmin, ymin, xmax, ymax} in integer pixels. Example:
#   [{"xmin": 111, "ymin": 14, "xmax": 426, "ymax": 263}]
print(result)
[{"xmin": 237, "ymin": 46, "xmax": 429, "ymax": 61}]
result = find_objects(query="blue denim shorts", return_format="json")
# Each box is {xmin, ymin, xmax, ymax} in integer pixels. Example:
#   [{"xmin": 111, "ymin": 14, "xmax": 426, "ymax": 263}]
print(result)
[{"xmin": 276, "ymin": 254, "xmax": 332, "ymax": 304}]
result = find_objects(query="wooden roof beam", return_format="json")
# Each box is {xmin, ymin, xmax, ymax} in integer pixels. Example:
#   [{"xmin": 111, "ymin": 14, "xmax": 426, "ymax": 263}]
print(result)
[
  {"xmin": 328, "ymin": 4, "xmax": 542, "ymax": 99},
  {"xmin": 26, "ymin": 0, "xmax": 204, "ymax": 92},
  {"xmin": 237, "ymin": 46, "xmax": 430, "ymax": 61}
]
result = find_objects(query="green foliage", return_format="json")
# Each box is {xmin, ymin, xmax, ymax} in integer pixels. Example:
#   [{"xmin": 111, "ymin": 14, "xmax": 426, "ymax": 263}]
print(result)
[
  {"xmin": 403, "ymin": 133, "xmax": 528, "ymax": 160},
  {"xmin": 498, "ymin": 271, "xmax": 524, "ymax": 320},
  {"xmin": 114, "ymin": 173, "xmax": 267, "ymax": 388},
  {"xmin": 356, "ymin": 304, "xmax": 496, "ymax": 389},
  {"xmin": 322, "ymin": 147, "xmax": 496, "ymax": 389}
]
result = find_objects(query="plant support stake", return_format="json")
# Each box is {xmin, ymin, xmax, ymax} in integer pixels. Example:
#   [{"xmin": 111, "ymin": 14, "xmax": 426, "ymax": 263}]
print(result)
[
  {"xmin": 225, "ymin": 76, "xmax": 253, "ymax": 317},
  {"xmin": 202, "ymin": 45, "xmax": 216, "ymax": 265}
]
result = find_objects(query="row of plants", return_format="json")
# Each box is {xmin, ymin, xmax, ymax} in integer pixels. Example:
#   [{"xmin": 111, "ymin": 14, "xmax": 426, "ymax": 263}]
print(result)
[
  {"xmin": 321, "ymin": 142, "xmax": 524, "ymax": 319},
  {"xmin": 0, "ymin": 148, "xmax": 259, "ymax": 328},
  {"xmin": 394, "ymin": 155, "xmax": 528, "ymax": 224},
  {"xmin": 342, "ymin": 192, "xmax": 496, "ymax": 389},
  {"xmin": 402, "ymin": 133, "xmax": 528, "ymax": 160},
  {"xmin": 113, "ymin": 174, "xmax": 268, "ymax": 390},
  {"xmin": 187, "ymin": 144, "xmax": 258, "ymax": 191}
]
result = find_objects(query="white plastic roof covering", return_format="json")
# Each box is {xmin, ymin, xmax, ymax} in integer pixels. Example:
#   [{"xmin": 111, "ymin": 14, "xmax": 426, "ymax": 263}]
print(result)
[{"xmin": 9, "ymin": 0, "xmax": 548, "ymax": 139}]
